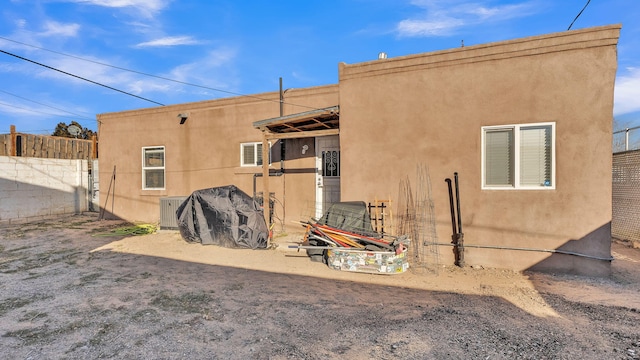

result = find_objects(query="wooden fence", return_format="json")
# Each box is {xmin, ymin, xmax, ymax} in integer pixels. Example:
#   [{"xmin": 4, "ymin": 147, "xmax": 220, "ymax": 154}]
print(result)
[{"xmin": 0, "ymin": 125, "xmax": 97, "ymax": 160}]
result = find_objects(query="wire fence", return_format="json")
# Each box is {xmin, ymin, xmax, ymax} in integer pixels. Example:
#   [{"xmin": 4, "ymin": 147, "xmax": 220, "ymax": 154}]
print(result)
[
  {"xmin": 612, "ymin": 149, "xmax": 640, "ymax": 242},
  {"xmin": 613, "ymin": 126, "xmax": 640, "ymax": 153}
]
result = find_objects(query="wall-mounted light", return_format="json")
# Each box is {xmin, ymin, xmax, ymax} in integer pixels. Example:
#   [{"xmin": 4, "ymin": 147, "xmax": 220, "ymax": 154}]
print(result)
[
  {"xmin": 302, "ymin": 144, "xmax": 309, "ymax": 155},
  {"xmin": 178, "ymin": 113, "xmax": 188, "ymax": 124}
]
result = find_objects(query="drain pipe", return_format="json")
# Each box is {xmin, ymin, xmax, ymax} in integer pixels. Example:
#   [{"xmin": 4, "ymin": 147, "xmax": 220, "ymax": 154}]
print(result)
[
  {"xmin": 446, "ymin": 173, "xmax": 465, "ymax": 267},
  {"xmin": 253, "ymin": 172, "xmax": 283, "ymax": 199},
  {"xmin": 454, "ymin": 172, "xmax": 465, "ymax": 267},
  {"xmin": 445, "ymin": 178, "xmax": 459, "ymax": 263}
]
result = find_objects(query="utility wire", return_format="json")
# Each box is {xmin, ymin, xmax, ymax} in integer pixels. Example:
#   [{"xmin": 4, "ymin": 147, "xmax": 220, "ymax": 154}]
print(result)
[
  {"xmin": 0, "ymin": 36, "xmax": 329, "ymax": 113},
  {"xmin": 567, "ymin": 0, "xmax": 591, "ymax": 31},
  {"xmin": 0, "ymin": 100, "xmax": 81, "ymax": 119},
  {"xmin": 0, "ymin": 89, "xmax": 95, "ymax": 121},
  {"xmin": 0, "ymin": 48, "xmax": 165, "ymax": 106}
]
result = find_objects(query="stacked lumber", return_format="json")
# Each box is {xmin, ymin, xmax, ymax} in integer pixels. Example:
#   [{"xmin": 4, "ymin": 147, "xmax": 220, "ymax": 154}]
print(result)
[
  {"xmin": 304, "ymin": 221, "xmax": 399, "ymax": 250},
  {"xmin": 292, "ymin": 221, "xmax": 410, "ymax": 274}
]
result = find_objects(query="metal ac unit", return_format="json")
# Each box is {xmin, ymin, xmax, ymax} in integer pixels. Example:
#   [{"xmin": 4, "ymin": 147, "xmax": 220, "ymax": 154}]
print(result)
[{"xmin": 159, "ymin": 196, "xmax": 187, "ymax": 229}]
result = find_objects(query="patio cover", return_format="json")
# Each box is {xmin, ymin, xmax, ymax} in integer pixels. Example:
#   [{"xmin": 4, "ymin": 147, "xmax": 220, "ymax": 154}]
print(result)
[
  {"xmin": 252, "ymin": 105, "xmax": 340, "ymax": 227},
  {"xmin": 252, "ymin": 105, "xmax": 339, "ymax": 139}
]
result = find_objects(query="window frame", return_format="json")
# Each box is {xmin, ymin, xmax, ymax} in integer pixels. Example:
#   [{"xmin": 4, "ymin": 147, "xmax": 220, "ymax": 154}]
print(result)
[
  {"xmin": 142, "ymin": 146, "xmax": 165, "ymax": 190},
  {"xmin": 481, "ymin": 122, "xmax": 556, "ymax": 190},
  {"xmin": 240, "ymin": 141, "xmax": 271, "ymax": 167}
]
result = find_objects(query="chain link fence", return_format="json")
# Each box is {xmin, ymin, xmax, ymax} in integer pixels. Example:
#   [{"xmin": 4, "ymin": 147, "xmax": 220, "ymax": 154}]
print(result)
[
  {"xmin": 613, "ymin": 126, "xmax": 640, "ymax": 153},
  {"xmin": 612, "ymin": 148, "xmax": 640, "ymax": 242}
]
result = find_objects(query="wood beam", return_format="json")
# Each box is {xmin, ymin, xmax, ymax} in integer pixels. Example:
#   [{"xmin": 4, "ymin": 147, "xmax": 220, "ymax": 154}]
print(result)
[{"xmin": 265, "ymin": 128, "xmax": 339, "ymax": 141}]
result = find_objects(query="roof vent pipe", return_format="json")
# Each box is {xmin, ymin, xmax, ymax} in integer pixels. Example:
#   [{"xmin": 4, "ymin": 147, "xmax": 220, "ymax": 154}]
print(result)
[{"xmin": 378, "ymin": 52, "xmax": 387, "ymax": 59}]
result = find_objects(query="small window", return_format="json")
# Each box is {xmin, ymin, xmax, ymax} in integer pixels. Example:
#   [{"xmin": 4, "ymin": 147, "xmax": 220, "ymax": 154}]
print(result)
[
  {"xmin": 240, "ymin": 142, "xmax": 271, "ymax": 167},
  {"xmin": 142, "ymin": 146, "xmax": 165, "ymax": 189},
  {"xmin": 482, "ymin": 123, "xmax": 555, "ymax": 189}
]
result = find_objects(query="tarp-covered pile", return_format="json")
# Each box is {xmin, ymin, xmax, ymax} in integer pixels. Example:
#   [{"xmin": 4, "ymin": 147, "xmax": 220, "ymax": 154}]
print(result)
[{"xmin": 176, "ymin": 185, "xmax": 268, "ymax": 249}]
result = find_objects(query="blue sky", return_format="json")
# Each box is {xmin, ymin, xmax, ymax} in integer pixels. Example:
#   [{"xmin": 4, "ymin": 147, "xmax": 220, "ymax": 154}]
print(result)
[{"xmin": 1, "ymin": 0, "xmax": 639, "ymax": 134}]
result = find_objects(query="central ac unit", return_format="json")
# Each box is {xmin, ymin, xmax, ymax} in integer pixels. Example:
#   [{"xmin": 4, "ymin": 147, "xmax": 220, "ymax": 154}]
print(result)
[{"xmin": 159, "ymin": 196, "xmax": 187, "ymax": 229}]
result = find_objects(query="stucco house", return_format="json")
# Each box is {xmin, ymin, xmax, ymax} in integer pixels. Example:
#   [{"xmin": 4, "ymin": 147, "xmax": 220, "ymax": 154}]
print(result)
[{"xmin": 97, "ymin": 24, "xmax": 620, "ymax": 276}]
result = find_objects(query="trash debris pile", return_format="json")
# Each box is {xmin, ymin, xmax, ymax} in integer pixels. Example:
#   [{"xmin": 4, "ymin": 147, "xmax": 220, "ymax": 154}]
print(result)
[{"xmin": 293, "ymin": 202, "xmax": 410, "ymax": 274}]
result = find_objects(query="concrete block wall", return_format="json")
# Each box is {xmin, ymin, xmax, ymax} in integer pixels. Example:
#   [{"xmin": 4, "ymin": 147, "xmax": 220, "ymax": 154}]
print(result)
[{"xmin": 0, "ymin": 156, "xmax": 89, "ymax": 224}]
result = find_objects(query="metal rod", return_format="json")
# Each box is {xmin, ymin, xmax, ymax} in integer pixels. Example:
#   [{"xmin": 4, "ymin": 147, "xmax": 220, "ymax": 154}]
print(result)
[
  {"xmin": 453, "ymin": 172, "xmax": 464, "ymax": 267},
  {"xmin": 626, "ymin": 129, "xmax": 630, "ymax": 151},
  {"xmin": 431, "ymin": 242, "xmax": 614, "ymax": 261},
  {"xmin": 613, "ymin": 125, "xmax": 640, "ymax": 134},
  {"xmin": 454, "ymin": 172, "xmax": 462, "ymax": 234},
  {"xmin": 445, "ymin": 178, "xmax": 457, "ymax": 236},
  {"xmin": 279, "ymin": 77, "xmax": 283, "ymax": 117}
]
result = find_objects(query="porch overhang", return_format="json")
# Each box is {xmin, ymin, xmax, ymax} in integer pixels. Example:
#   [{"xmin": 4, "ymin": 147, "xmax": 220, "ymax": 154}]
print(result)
[
  {"xmin": 253, "ymin": 105, "xmax": 339, "ymax": 140},
  {"xmin": 253, "ymin": 105, "xmax": 339, "ymax": 233}
]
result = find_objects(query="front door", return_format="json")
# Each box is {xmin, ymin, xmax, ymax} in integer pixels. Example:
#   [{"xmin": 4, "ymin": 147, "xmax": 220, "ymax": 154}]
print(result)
[{"xmin": 315, "ymin": 135, "xmax": 340, "ymax": 219}]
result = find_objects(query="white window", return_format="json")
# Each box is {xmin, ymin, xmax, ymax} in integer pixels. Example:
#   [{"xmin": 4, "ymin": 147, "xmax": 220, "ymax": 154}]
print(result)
[
  {"xmin": 482, "ymin": 122, "xmax": 555, "ymax": 189},
  {"xmin": 142, "ymin": 146, "xmax": 165, "ymax": 189},
  {"xmin": 240, "ymin": 142, "xmax": 271, "ymax": 167}
]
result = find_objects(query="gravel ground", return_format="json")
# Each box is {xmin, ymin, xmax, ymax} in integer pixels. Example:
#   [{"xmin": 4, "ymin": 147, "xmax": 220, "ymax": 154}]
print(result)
[{"xmin": 1, "ymin": 214, "xmax": 639, "ymax": 359}]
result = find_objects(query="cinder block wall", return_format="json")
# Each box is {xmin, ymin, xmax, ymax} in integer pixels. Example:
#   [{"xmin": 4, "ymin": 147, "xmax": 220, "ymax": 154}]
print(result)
[{"xmin": 0, "ymin": 156, "xmax": 89, "ymax": 224}]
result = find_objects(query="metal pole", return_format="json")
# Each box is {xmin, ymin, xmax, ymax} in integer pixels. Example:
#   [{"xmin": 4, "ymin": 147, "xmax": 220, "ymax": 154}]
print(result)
[
  {"xmin": 279, "ymin": 77, "xmax": 283, "ymax": 117},
  {"xmin": 454, "ymin": 172, "xmax": 465, "ymax": 267},
  {"xmin": 445, "ymin": 179, "xmax": 457, "ymax": 237},
  {"xmin": 454, "ymin": 172, "xmax": 462, "ymax": 234},
  {"xmin": 626, "ymin": 128, "xmax": 630, "ymax": 151}
]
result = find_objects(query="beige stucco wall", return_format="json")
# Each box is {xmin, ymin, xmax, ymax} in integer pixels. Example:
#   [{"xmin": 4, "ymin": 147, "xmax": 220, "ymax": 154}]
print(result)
[
  {"xmin": 98, "ymin": 25, "xmax": 619, "ymax": 276},
  {"xmin": 338, "ymin": 25, "xmax": 620, "ymax": 275},
  {"xmin": 98, "ymin": 85, "xmax": 338, "ymax": 228}
]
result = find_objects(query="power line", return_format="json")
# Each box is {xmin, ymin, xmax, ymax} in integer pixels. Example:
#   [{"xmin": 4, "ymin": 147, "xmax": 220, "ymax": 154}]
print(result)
[
  {"xmin": 0, "ymin": 100, "xmax": 76, "ymax": 118},
  {"xmin": 567, "ymin": 0, "xmax": 591, "ymax": 31},
  {"xmin": 0, "ymin": 48, "xmax": 165, "ymax": 106},
  {"xmin": 0, "ymin": 35, "xmax": 330, "ymax": 113},
  {"xmin": 0, "ymin": 89, "xmax": 95, "ymax": 121}
]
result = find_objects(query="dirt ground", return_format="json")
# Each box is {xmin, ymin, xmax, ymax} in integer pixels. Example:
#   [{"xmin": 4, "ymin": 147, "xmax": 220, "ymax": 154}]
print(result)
[{"xmin": 1, "ymin": 213, "xmax": 639, "ymax": 359}]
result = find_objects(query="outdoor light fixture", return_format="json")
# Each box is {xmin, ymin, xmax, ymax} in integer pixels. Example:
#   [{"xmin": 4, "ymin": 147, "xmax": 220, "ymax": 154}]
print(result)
[{"xmin": 178, "ymin": 113, "xmax": 188, "ymax": 124}]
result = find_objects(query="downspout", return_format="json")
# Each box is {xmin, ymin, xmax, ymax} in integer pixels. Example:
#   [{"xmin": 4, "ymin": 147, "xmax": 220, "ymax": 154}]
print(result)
[
  {"xmin": 254, "ymin": 171, "xmax": 284, "ymax": 237},
  {"xmin": 253, "ymin": 172, "xmax": 284, "ymax": 199},
  {"xmin": 454, "ymin": 172, "xmax": 465, "ymax": 267},
  {"xmin": 261, "ymin": 132, "xmax": 270, "ymax": 234},
  {"xmin": 279, "ymin": 77, "xmax": 286, "ymax": 230}
]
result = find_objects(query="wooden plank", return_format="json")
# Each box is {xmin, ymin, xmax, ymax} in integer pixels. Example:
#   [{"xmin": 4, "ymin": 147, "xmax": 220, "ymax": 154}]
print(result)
[
  {"xmin": 26, "ymin": 135, "xmax": 34, "ymax": 157},
  {"xmin": 265, "ymin": 128, "xmax": 339, "ymax": 141}
]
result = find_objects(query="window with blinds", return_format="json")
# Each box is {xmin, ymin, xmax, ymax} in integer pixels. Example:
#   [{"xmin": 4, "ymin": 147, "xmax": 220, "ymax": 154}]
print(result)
[
  {"xmin": 482, "ymin": 123, "xmax": 554, "ymax": 189},
  {"xmin": 240, "ymin": 142, "xmax": 270, "ymax": 167},
  {"xmin": 142, "ymin": 146, "xmax": 165, "ymax": 189}
]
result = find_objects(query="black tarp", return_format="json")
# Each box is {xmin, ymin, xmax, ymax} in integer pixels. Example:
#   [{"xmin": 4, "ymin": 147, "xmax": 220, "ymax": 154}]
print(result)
[
  {"xmin": 317, "ymin": 201, "xmax": 376, "ymax": 235},
  {"xmin": 176, "ymin": 185, "xmax": 268, "ymax": 249}
]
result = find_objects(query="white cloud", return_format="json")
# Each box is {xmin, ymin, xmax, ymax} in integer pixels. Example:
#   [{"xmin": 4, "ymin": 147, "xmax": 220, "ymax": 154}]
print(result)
[
  {"xmin": 68, "ymin": 0, "xmax": 170, "ymax": 17},
  {"xmin": 614, "ymin": 67, "xmax": 640, "ymax": 116},
  {"xmin": 397, "ymin": 0, "xmax": 539, "ymax": 37},
  {"xmin": 39, "ymin": 21, "xmax": 80, "ymax": 37},
  {"xmin": 135, "ymin": 36, "xmax": 201, "ymax": 48},
  {"xmin": 40, "ymin": 55, "xmax": 134, "ymax": 88},
  {"xmin": 168, "ymin": 48, "xmax": 237, "ymax": 84},
  {"xmin": 398, "ymin": 17, "xmax": 464, "ymax": 37},
  {"xmin": 15, "ymin": 19, "xmax": 27, "ymax": 29}
]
